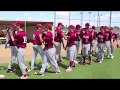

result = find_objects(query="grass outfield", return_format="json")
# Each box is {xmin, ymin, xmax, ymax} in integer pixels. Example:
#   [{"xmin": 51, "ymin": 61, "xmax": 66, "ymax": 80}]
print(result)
[{"xmin": 0, "ymin": 49, "xmax": 120, "ymax": 79}]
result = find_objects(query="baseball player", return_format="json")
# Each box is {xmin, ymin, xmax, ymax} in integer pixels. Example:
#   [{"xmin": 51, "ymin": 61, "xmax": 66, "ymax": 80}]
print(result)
[
  {"xmin": 91, "ymin": 26, "xmax": 97, "ymax": 53},
  {"xmin": 74, "ymin": 24, "xmax": 81, "ymax": 62},
  {"xmin": 15, "ymin": 21, "xmax": 28, "ymax": 79},
  {"xmin": 79, "ymin": 23, "xmax": 93, "ymax": 65},
  {"xmin": 35, "ymin": 23, "xmax": 61, "ymax": 76},
  {"xmin": 104, "ymin": 26, "xmax": 114, "ymax": 59},
  {"xmin": 94, "ymin": 26, "xmax": 106, "ymax": 63},
  {"xmin": 54, "ymin": 22, "xmax": 65, "ymax": 63},
  {"xmin": 63, "ymin": 25, "xmax": 76, "ymax": 72},
  {"xmin": 29, "ymin": 24, "xmax": 50, "ymax": 72},
  {"xmin": 109, "ymin": 27, "xmax": 118, "ymax": 57},
  {"xmin": 7, "ymin": 23, "xmax": 18, "ymax": 73}
]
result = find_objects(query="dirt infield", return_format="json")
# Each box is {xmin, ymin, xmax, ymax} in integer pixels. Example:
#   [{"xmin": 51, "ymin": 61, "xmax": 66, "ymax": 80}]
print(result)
[{"xmin": 0, "ymin": 40, "xmax": 120, "ymax": 64}]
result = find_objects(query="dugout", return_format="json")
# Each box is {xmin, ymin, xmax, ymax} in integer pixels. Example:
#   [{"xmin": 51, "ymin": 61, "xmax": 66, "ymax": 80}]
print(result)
[{"xmin": 0, "ymin": 20, "xmax": 53, "ymax": 44}]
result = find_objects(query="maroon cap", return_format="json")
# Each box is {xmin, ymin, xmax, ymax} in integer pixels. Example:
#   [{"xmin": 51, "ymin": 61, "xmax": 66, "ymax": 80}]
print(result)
[
  {"xmin": 16, "ymin": 21, "xmax": 24, "ymax": 27},
  {"xmin": 45, "ymin": 23, "xmax": 52, "ymax": 29},
  {"xmin": 58, "ymin": 22, "xmax": 63, "ymax": 26},
  {"xmin": 68, "ymin": 25, "xmax": 75, "ymax": 29},
  {"xmin": 85, "ymin": 23, "xmax": 90, "ymax": 26},
  {"xmin": 100, "ymin": 26, "xmax": 104, "ymax": 29},
  {"xmin": 11, "ymin": 23, "xmax": 17, "ymax": 28},
  {"xmin": 36, "ymin": 24, "xmax": 42, "ymax": 28},
  {"xmin": 109, "ymin": 27, "xmax": 113, "ymax": 30},
  {"xmin": 104, "ymin": 26, "xmax": 108, "ymax": 29},
  {"xmin": 92, "ymin": 26, "xmax": 96, "ymax": 29},
  {"xmin": 76, "ymin": 24, "xmax": 81, "ymax": 27}
]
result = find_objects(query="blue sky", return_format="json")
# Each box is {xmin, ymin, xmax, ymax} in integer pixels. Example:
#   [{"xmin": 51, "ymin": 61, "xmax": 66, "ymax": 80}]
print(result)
[{"xmin": 0, "ymin": 11, "xmax": 120, "ymax": 27}]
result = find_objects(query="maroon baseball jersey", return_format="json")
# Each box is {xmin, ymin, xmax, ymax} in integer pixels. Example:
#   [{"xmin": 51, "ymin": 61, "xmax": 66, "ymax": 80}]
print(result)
[
  {"xmin": 81, "ymin": 31, "xmax": 93, "ymax": 44},
  {"xmin": 105, "ymin": 31, "xmax": 112, "ymax": 41},
  {"xmin": 112, "ymin": 32, "xmax": 117, "ymax": 42},
  {"xmin": 67, "ymin": 31, "xmax": 76, "ymax": 47},
  {"xmin": 43, "ymin": 31, "xmax": 53, "ymax": 49},
  {"xmin": 74, "ymin": 29, "xmax": 81, "ymax": 41},
  {"xmin": 32, "ymin": 30, "xmax": 42, "ymax": 45},
  {"xmin": 15, "ymin": 31, "xmax": 27, "ymax": 48},
  {"xmin": 9, "ymin": 34, "xmax": 16, "ymax": 46},
  {"xmin": 96, "ymin": 32, "xmax": 106, "ymax": 43},
  {"xmin": 54, "ymin": 28, "xmax": 63, "ymax": 43}
]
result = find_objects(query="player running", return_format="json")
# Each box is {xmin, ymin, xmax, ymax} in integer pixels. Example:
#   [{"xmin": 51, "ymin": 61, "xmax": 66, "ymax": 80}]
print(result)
[
  {"xmin": 94, "ymin": 26, "xmax": 106, "ymax": 63},
  {"xmin": 79, "ymin": 23, "xmax": 93, "ymax": 65},
  {"xmin": 54, "ymin": 22, "xmax": 65, "ymax": 63},
  {"xmin": 63, "ymin": 25, "xmax": 76, "ymax": 72},
  {"xmin": 35, "ymin": 23, "xmax": 61, "ymax": 76},
  {"xmin": 15, "ymin": 21, "xmax": 28, "ymax": 79},
  {"xmin": 29, "ymin": 24, "xmax": 50, "ymax": 72},
  {"xmin": 7, "ymin": 23, "xmax": 18, "ymax": 73}
]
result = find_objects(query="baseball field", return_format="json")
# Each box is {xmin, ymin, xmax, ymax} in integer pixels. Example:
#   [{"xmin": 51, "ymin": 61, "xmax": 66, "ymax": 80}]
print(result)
[{"xmin": 0, "ymin": 40, "xmax": 120, "ymax": 79}]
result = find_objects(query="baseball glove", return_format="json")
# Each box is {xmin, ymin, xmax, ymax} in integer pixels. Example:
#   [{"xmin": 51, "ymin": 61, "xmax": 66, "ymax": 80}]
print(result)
[{"xmin": 116, "ymin": 44, "xmax": 120, "ymax": 48}]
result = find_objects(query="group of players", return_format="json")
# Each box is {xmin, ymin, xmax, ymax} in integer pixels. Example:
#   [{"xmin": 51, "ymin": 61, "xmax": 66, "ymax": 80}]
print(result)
[{"xmin": 0, "ymin": 21, "xmax": 118, "ymax": 79}]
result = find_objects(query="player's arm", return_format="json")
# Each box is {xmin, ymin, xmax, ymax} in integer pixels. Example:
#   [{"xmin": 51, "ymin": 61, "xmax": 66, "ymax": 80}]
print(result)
[
  {"xmin": 10, "ymin": 31, "xmax": 15, "ymax": 42},
  {"xmin": 39, "ymin": 33, "xmax": 43, "ymax": 43},
  {"xmin": 110, "ymin": 32, "xmax": 114, "ymax": 47}
]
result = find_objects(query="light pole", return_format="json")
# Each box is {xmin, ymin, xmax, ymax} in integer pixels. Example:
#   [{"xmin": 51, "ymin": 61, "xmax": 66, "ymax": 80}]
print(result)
[
  {"xmin": 109, "ymin": 11, "xmax": 112, "ymax": 27},
  {"xmin": 99, "ymin": 14, "xmax": 102, "ymax": 26},
  {"xmin": 97, "ymin": 11, "xmax": 99, "ymax": 28},
  {"xmin": 88, "ymin": 11, "xmax": 91, "ymax": 23},
  {"xmin": 80, "ymin": 11, "xmax": 83, "ymax": 27},
  {"xmin": 54, "ymin": 11, "xmax": 56, "ymax": 28},
  {"xmin": 69, "ymin": 11, "xmax": 70, "ymax": 26}
]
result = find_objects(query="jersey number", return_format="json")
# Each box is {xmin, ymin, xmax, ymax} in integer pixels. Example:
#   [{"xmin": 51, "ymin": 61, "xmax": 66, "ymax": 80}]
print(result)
[{"xmin": 23, "ymin": 36, "xmax": 27, "ymax": 43}]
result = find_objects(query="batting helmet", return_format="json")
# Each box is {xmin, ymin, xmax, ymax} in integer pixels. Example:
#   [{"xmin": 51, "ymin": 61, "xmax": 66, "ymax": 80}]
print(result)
[
  {"xmin": 16, "ymin": 21, "xmax": 24, "ymax": 27},
  {"xmin": 36, "ymin": 24, "xmax": 42, "ymax": 28},
  {"xmin": 11, "ymin": 23, "xmax": 17, "ymax": 28}
]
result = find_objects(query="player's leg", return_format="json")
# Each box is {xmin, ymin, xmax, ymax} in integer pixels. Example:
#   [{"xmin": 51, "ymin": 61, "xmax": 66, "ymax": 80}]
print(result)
[
  {"xmin": 99, "ymin": 43, "xmax": 105, "ymax": 63},
  {"xmin": 7, "ymin": 46, "xmax": 14, "ymax": 72},
  {"xmin": 17, "ymin": 48, "xmax": 28, "ymax": 79},
  {"xmin": 30, "ymin": 45, "xmax": 38, "ymax": 70},
  {"xmin": 74, "ymin": 41, "xmax": 80, "ymax": 63},
  {"xmin": 66, "ymin": 45, "xmax": 76, "ymax": 72},
  {"xmin": 35, "ymin": 50, "xmax": 48, "ymax": 76},
  {"xmin": 47, "ymin": 48, "xmax": 61, "ymax": 74},
  {"xmin": 86, "ymin": 44, "xmax": 91, "ymax": 65},
  {"xmin": 54, "ymin": 42, "xmax": 63, "ymax": 62},
  {"xmin": 79, "ymin": 44, "xmax": 86, "ymax": 64},
  {"xmin": 106, "ymin": 41, "xmax": 113, "ymax": 59},
  {"xmin": 96, "ymin": 44, "xmax": 100, "ymax": 61}
]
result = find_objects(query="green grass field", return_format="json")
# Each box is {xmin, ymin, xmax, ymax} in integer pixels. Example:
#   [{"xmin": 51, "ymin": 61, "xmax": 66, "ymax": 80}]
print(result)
[{"xmin": 0, "ymin": 49, "xmax": 120, "ymax": 79}]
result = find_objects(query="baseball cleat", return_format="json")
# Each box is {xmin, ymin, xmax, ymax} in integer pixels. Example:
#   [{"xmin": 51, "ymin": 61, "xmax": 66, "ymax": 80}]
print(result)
[
  {"xmin": 65, "ymin": 67, "xmax": 72, "ymax": 72},
  {"xmin": 111, "ymin": 55, "xmax": 114, "ymax": 59},
  {"xmin": 99, "ymin": 60, "xmax": 103, "ymax": 64},
  {"xmin": 74, "ymin": 60, "xmax": 78, "ymax": 64},
  {"xmin": 19, "ymin": 75, "xmax": 28, "ymax": 79},
  {"xmin": 107, "ymin": 55, "xmax": 110, "ymax": 58},
  {"xmin": 7, "ymin": 69, "xmax": 13, "ymax": 73},
  {"xmin": 35, "ymin": 72, "xmax": 44, "ymax": 76},
  {"xmin": 28, "ymin": 69, "xmax": 33, "ymax": 72},
  {"xmin": 0, "ymin": 74, "xmax": 5, "ymax": 79},
  {"xmin": 53, "ymin": 72, "xmax": 61, "ymax": 75}
]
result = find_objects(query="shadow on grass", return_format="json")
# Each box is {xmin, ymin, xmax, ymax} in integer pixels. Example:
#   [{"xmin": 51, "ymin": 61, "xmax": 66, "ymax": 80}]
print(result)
[
  {"xmin": 58, "ymin": 62, "xmax": 68, "ymax": 69},
  {"xmin": 0, "ymin": 66, "xmax": 7, "ymax": 70}
]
